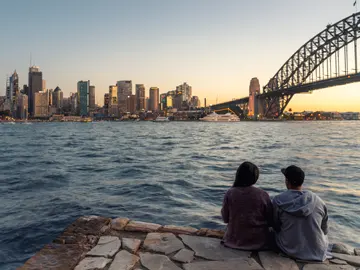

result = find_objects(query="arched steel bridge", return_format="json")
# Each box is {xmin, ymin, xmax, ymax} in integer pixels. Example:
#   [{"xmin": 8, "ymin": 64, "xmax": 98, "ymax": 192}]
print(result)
[{"xmin": 211, "ymin": 12, "xmax": 360, "ymax": 118}]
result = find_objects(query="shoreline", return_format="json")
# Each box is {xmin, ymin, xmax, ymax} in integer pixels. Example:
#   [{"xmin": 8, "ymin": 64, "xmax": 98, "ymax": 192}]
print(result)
[{"xmin": 19, "ymin": 216, "xmax": 360, "ymax": 270}]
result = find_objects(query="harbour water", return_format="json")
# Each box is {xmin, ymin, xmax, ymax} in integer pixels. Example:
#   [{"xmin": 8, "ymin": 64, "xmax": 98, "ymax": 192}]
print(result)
[{"xmin": 0, "ymin": 121, "xmax": 359, "ymax": 269}]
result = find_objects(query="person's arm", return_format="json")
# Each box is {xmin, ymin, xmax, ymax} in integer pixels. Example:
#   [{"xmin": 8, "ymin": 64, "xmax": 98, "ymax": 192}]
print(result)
[
  {"xmin": 272, "ymin": 201, "xmax": 281, "ymax": 232},
  {"xmin": 265, "ymin": 195, "xmax": 274, "ymax": 228},
  {"xmin": 221, "ymin": 191, "xmax": 229, "ymax": 224},
  {"xmin": 321, "ymin": 205, "xmax": 329, "ymax": 235}
]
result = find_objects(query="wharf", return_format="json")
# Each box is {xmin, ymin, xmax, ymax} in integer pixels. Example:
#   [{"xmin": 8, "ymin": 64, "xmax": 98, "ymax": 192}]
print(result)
[{"xmin": 19, "ymin": 216, "xmax": 360, "ymax": 270}]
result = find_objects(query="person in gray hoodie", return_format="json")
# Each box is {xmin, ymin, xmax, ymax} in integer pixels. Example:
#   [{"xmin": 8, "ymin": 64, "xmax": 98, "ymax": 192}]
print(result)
[{"xmin": 273, "ymin": 165, "xmax": 329, "ymax": 261}]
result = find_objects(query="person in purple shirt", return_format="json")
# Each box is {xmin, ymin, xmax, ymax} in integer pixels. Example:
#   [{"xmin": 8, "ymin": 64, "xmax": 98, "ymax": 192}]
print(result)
[{"xmin": 221, "ymin": 161, "xmax": 273, "ymax": 250}]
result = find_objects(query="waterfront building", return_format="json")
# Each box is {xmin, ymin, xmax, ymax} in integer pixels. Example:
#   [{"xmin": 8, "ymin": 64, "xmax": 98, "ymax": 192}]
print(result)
[
  {"xmin": 149, "ymin": 87, "xmax": 159, "ymax": 111},
  {"xmin": 127, "ymin": 95, "xmax": 136, "ymax": 114},
  {"xmin": 48, "ymin": 89, "xmax": 53, "ymax": 106},
  {"xmin": 89, "ymin": 85, "xmax": 96, "ymax": 111},
  {"xmin": 28, "ymin": 66, "xmax": 43, "ymax": 116},
  {"xmin": 176, "ymin": 82, "xmax": 192, "ymax": 103},
  {"xmin": 108, "ymin": 85, "xmax": 118, "ymax": 117},
  {"xmin": 70, "ymin": 92, "xmax": 78, "ymax": 115},
  {"xmin": 117, "ymin": 80, "xmax": 132, "ymax": 113},
  {"xmin": 77, "ymin": 80, "xmax": 90, "ymax": 116},
  {"xmin": 190, "ymin": 96, "xmax": 201, "ymax": 108},
  {"xmin": 34, "ymin": 91, "xmax": 49, "ymax": 118},
  {"xmin": 160, "ymin": 93, "xmax": 167, "ymax": 111},
  {"xmin": 248, "ymin": 77, "xmax": 261, "ymax": 118},
  {"xmin": 6, "ymin": 71, "xmax": 20, "ymax": 116},
  {"xmin": 341, "ymin": 112, "xmax": 360, "ymax": 120},
  {"xmin": 173, "ymin": 94, "xmax": 183, "ymax": 110},
  {"xmin": 104, "ymin": 93, "xmax": 109, "ymax": 116},
  {"xmin": 62, "ymin": 97, "xmax": 71, "ymax": 114},
  {"xmin": 145, "ymin": 97, "xmax": 149, "ymax": 111},
  {"xmin": 16, "ymin": 94, "xmax": 28, "ymax": 119},
  {"xmin": 166, "ymin": 95, "xmax": 173, "ymax": 108},
  {"xmin": 136, "ymin": 84, "xmax": 145, "ymax": 111},
  {"xmin": 53, "ymin": 87, "xmax": 63, "ymax": 112}
]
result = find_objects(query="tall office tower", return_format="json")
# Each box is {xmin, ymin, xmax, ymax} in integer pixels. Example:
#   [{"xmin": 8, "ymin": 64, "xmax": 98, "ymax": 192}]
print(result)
[
  {"xmin": 28, "ymin": 66, "xmax": 43, "ymax": 116},
  {"xmin": 34, "ymin": 91, "xmax": 49, "ymax": 118},
  {"xmin": 117, "ymin": 80, "xmax": 132, "ymax": 113},
  {"xmin": 104, "ymin": 93, "xmax": 110, "ymax": 116},
  {"xmin": 22, "ymin": 84, "xmax": 29, "ymax": 96},
  {"xmin": 53, "ymin": 86, "xmax": 63, "ymax": 110},
  {"xmin": 17, "ymin": 94, "xmax": 28, "ymax": 119},
  {"xmin": 6, "ymin": 71, "xmax": 20, "ymax": 115},
  {"xmin": 176, "ymin": 82, "xmax": 192, "ymax": 103},
  {"xmin": 42, "ymin": 80, "xmax": 46, "ymax": 91},
  {"xmin": 145, "ymin": 97, "xmax": 149, "ymax": 111},
  {"xmin": 70, "ymin": 92, "xmax": 78, "ymax": 115},
  {"xmin": 149, "ymin": 87, "xmax": 159, "ymax": 111},
  {"xmin": 109, "ymin": 85, "xmax": 117, "ymax": 106},
  {"xmin": 136, "ymin": 84, "xmax": 145, "ymax": 111},
  {"xmin": 77, "ymin": 80, "xmax": 90, "ymax": 116},
  {"xmin": 248, "ymin": 77, "xmax": 261, "ymax": 118},
  {"xmin": 48, "ymin": 89, "xmax": 53, "ymax": 106},
  {"xmin": 127, "ymin": 95, "xmax": 136, "ymax": 114},
  {"xmin": 89, "ymin": 85, "xmax": 96, "ymax": 110},
  {"xmin": 160, "ymin": 93, "xmax": 167, "ymax": 110}
]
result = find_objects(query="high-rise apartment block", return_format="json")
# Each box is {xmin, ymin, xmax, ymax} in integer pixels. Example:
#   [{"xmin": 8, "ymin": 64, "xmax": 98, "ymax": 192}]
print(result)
[
  {"xmin": 34, "ymin": 91, "xmax": 49, "ymax": 118},
  {"xmin": 176, "ymin": 82, "xmax": 192, "ymax": 103},
  {"xmin": 28, "ymin": 66, "xmax": 43, "ymax": 116},
  {"xmin": 117, "ymin": 80, "xmax": 132, "ymax": 113},
  {"xmin": 77, "ymin": 80, "xmax": 90, "ymax": 116},
  {"xmin": 136, "ymin": 84, "xmax": 145, "ymax": 111},
  {"xmin": 89, "ymin": 85, "xmax": 96, "ymax": 110},
  {"xmin": 149, "ymin": 87, "xmax": 159, "ymax": 111}
]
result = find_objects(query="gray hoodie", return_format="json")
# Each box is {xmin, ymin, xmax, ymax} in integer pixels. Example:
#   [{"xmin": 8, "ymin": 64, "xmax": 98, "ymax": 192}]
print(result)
[{"xmin": 273, "ymin": 190, "xmax": 329, "ymax": 261}]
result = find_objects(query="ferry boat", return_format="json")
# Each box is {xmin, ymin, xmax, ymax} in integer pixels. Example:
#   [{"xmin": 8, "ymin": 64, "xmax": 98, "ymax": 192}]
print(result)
[
  {"xmin": 200, "ymin": 112, "xmax": 240, "ymax": 122},
  {"xmin": 153, "ymin": 116, "xmax": 170, "ymax": 122}
]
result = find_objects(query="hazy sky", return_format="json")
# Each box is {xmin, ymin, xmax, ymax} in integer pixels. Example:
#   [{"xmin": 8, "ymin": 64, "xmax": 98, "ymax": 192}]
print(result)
[{"xmin": 1, "ymin": 0, "xmax": 360, "ymax": 111}]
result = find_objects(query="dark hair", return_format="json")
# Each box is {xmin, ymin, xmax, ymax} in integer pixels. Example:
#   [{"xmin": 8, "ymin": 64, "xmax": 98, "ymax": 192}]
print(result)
[
  {"xmin": 233, "ymin": 162, "xmax": 259, "ymax": 187},
  {"xmin": 281, "ymin": 165, "xmax": 305, "ymax": 187}
]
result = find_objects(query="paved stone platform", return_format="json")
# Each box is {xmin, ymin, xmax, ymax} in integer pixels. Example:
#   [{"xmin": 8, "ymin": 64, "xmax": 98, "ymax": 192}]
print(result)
[{"xmin": 19, "ymin": 216, "xmax": 360, "ymax": 270}]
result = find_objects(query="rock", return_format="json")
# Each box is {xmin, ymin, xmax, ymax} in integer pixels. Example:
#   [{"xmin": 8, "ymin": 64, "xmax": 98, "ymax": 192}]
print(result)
[
  {"xmin": 143, "ymin": 233, "xmax": 184, "ymax": 255},
  {"xmin": 355, "ymin": 249, "xmax": 360, "ymax": 256},
  {"xmin": 331, "ymin": 259, "xmax": 349, "ymax": 265},
  {"xmin": 125, "ymin": 221, "xmax": 162, "ymax": 233},
  {"xmin": 111, "ymin": 217, "xmax": 130, "ymax": 231},
  {"xmin": 140, "ymin": 252, "xmax": 182, "ymax": 270},
  {"xmin": 87, "ymin": 236, "xmax": 121, "ymax": 258},
  {"xmin": 122, "ymin": 238, "xmax": 142, "ymax": 254},
  {"xmin": 195, "ymin": 228, "xmax": 208, "ymax": 236},
  {"xmin": 65, "ymin": 216, "xmax": 111, "ymax": 236},
  {"xmin": 160, "ymin": 225, "xmax": 198, "ymax": 235},
  {"xmin": 74, "ymin": 257, "xmax": 112, "ymax": 270},
  {"xmin": 258, "ymin": 251, "xmax": 299, "ymax": 270},
  {"xmin": 183, "ymin": 258, "xmax": 263, "ymax": 270},
  {"xmin": 179, "ymin": 234, "xmax": 250, "ymax": 261},
  {"xmin": 108, "ymin": 250, "xmax": 140, "ymax": 270},
  {"xmin": 332, "ymin": 253, "xmax": 360, "ymax": 267},
  {"xmin": 332, "ymin": 243, "xmax": 354, "ymax": 255},
  {"xmin": 303, "ymin": 264, "xmax": 356, "ymax": 270},
  {"xmin": 87, "ymin": 235, "xmax": 98, "ymax": 246},
  {"xmin": 172, "ymin": 249, "xmax": 195, "ymax": 263},
  {"xmin": 205, "ymin": 229, "xmax": 225, "ymax": 239}
]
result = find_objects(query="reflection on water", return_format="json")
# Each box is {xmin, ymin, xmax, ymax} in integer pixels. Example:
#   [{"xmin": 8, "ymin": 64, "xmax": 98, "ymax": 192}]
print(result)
[{"xmin": 0, "ymin": 121, "xmax": 359, "ymax": 269}]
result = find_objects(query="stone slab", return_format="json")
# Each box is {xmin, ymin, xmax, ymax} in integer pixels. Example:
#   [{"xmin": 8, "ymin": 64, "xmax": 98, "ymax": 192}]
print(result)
[
  {"xmin": 183, "ymin": 258, "xmax": 263, "ymax": 270},
  {"xmin": 143, "ymin": 233, "xmax": 184, "ymax": 255},
  {"xmin": 172, "ymin": 248, "xmax": 194, "ymax": 263},
  {"xmin": 140, "ymin": 252, "xmax": 182, "ymax": 270},
  {"xmin": 179, "ymin": 234, "xmax": 250, "ymax": 261},
  {"xmin": 331, "ymin": 259, "xmax": 348, "ymax": 265},
  {"xmin": 195, "ymin": 228, "xmax": 208, "ymax": 236},
  {"xmin": 122, "ymin": 238, "xmax": 142, "ymax": 254},
  {"xmin": 74, "ymin": 257, "xmax": 112, "ymax": 270},
  {"xmin": 332, "ymin": 253, "xmax": 360, "ymax": 267},
  {"xmin": 87, "ymin": 236, "xmax": 121, "ymax": 258},
  {"xmin": 355, "ymin": 248, "xmax": 360, "ymax": 256},
  {"xmin": 205, "ymin": 229, "xmax": 225, "ymax": 239},
  {"xmin": 125, "ymin": 221, "xmax": 162, "ymax": 233},
  {"xmin": 109, "ymin": 250, "xmax": 140, "ymax": 270},
  {"xmin": 160, "ymin": 225, "xmax": 198, "ymax": 235},
  {"xmin": 259, "ymin": 251, "xmax": 299, "ymax": 270},
  {"xmin": 303, "ymin": 264, "xmax": 356, "ymax": 270},
  {"xmin": 111, "ymin": 217, "xmax": 130, "ymax": 231},
  {"xmin": 332, "ymin": 243, "xmax": 353, "ymax": 255}
]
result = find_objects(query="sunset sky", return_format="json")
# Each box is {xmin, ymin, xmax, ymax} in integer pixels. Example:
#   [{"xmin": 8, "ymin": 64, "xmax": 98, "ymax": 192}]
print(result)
[{"xmin": 1, "ymin": 0, "xmax": 360, "ymax": 111}]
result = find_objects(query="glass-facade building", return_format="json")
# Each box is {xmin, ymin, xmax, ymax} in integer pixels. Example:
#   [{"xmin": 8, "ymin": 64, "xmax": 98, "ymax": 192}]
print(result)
[{"xmin": 77, "ymin": 80, "xmax": 90, "ymax": 116}]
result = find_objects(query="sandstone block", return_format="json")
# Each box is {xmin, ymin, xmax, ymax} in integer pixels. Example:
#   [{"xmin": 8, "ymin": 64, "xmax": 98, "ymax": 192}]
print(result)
[
  {"xmin": 125, "ymin": 221, "xmax": 162, "ymax": 232},
  {"xmin": 259, "ymin": 251, "xmax": 299, "ymax": 270},
  {"xmin": 140, "ymin": 253, "xmax": 181, "ymax": 270},
  {"xmin": 111, "ymin": 217, "xmax": 130, "ymax": 231},
  {"xmin": 205, "ymin": 229, "xmax": 225, "ymax": 239},
  {"xmin": 109, "ymin": 250, "xmax": 140, "ymax": 270},
  {"xmin": 160, "ymin": 225, "xmax": 198, "ymax": 235},
  {"xmin": 331, "ymin": 259, "xmax": 348, "ymax": 265},
  {"xmin": 172, "ymin": 248, "xmax": 194, "ymax": 263},
  {"xmin": 87, "ymin": 236, "xmax": 121, "ymax": 258},
  {"xmin": 143, "ymin": 233, "xmax": 184, "ymax": 255},
  {"xmin": 332, "ymin": 253, "xmax": 360, "ymax": 267},
  {"xmin": 122, "ymin": 238, "xmax": 142, "ymax": 254},
  {"xmin": 74, "ymin": 257, "xmax": 111, "ymax": 270}
]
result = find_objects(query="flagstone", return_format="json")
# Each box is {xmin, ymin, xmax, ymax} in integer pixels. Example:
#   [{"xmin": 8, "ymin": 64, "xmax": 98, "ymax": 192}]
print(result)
[
  {"xmin": 258, "ymin": 251, "xmax": 299, "ymax": 270},
  {"xmin": 303, "ymin": 264, "xmax": 356, "ymax": 270},
  {"xmin": 111, "ymin": 218, "xmax": 130, "ymax": 231},
  {"xmin": 87, "ymin": 236, "xmax": 121, "ymax": 258},
  {"xmin": 139, "ymin": 252, "xmax": 182, "ymax": 270},
  {"xmin": 332, "ymin": 253, "xmax": 360, "ymax": 267},
  {"xmin": 160, "ymin": 225, "xmax": 198, "ymax": 235},
  {"xmin": 143, "ymin": 233, "xmax": 184, "ymax": 255},
  {"xmin": 183, "ymin": 258, "xmax": 263, "ymax": 270},
  {"xmin": 108, "ymin": 250, "xmax": 140, "ymax": 270},
  {"xmin": 125, "ymin": 221, "xmax": 162, "ymax": 233},
  {"xmin": 122, "ymin": 238, "xmax": 142, "ymax": 254},
  {"xmin": 172, "ymin": 248, "xmax": 194, "ymax": 263},
  {"xmin": 74, "ymin": 257, "xmax": 111, "ymax": 270}
]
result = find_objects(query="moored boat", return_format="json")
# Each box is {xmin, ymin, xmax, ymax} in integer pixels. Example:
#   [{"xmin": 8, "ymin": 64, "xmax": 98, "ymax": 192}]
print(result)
[{"xmin": 200, "ymin": 112, "xmax": 240, "ymax": 122}]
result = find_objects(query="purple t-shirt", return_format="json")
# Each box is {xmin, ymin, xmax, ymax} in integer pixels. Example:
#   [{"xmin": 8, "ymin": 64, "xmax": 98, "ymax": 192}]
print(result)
[{"xmin": 221, "ymin": 186, "xmax": 273, "ymax": 250}]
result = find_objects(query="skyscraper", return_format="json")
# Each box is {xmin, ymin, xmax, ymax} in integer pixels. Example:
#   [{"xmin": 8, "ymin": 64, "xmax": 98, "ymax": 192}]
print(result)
[
  {"xmin": 176, "ymin": 82, "xmax": 192, "ymax": 103},
  {"xmin": 248, "ymin": 77, "xmax": 261, "ymax": 118},
  {"xmin": 53, "ymin": 86, "xmax": 63, "ymax": 110},
  {"xmin": 117, "ymin": 80, "xmax": 132, "ymax": 113},
  {"xmin": 89, "ymin": 85, "xmax": 96, "ymax": 110},
  {"xmin": 149, "ymin": 87, "xmax": 159, "ymax": 111},
  {"xmin": 28, "ymin": 66, "xmax": 43, "ymax": 116},
  {"xmin": 6, "ymin": 71, "xmax": 19, "ymax": 116},
  {"xmin": 109, "ymin": 85, "xmax": 118, "ymax": 116},
  {"xmin": 77, "ymin": 80, "xmax": 90, "ymax": 116},
  {"xmin": 136, "ymin": 84, "xmax": 145, "ymax": 111},
  {"xmin": 127, "ymin": 95, "xmax": 136, "ymax": 114},
  {"xmin": 34, "ymin": 91, "xmax": 49, "ymax": 118}
]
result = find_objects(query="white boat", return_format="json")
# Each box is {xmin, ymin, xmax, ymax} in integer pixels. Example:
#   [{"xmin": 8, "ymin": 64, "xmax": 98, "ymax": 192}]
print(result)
[
  {"xmin": 200, "ymin": 112, "xmax": 240, "ymax": 122},
  {"xmin": 153, "ymin": 116, "xmax": 170, "ymax": 122}
]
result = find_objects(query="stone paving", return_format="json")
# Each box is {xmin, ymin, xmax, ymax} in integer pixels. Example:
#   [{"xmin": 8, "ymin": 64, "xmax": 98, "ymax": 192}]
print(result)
[{"xmin": 19, "ymin": 216, "xmax": 360, "ymax": 270}]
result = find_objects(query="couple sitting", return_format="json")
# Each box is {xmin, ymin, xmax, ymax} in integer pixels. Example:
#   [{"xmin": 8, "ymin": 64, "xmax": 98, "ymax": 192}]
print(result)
[{"xmin": 221, "ymin": 162, "xmax": 329, "ymax": 262}]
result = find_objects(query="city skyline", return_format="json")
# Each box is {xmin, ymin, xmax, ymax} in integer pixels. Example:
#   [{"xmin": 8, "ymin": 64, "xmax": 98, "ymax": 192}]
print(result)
[{"xmin": 1, "ymin": 0, "xmax": 360, "ymax": 111}]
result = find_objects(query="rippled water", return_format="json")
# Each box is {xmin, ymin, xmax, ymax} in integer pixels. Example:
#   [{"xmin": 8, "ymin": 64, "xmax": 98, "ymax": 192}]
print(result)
[{"xmin": 0, "ymin": 121, "xmax": 359, "ymax": 269}]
